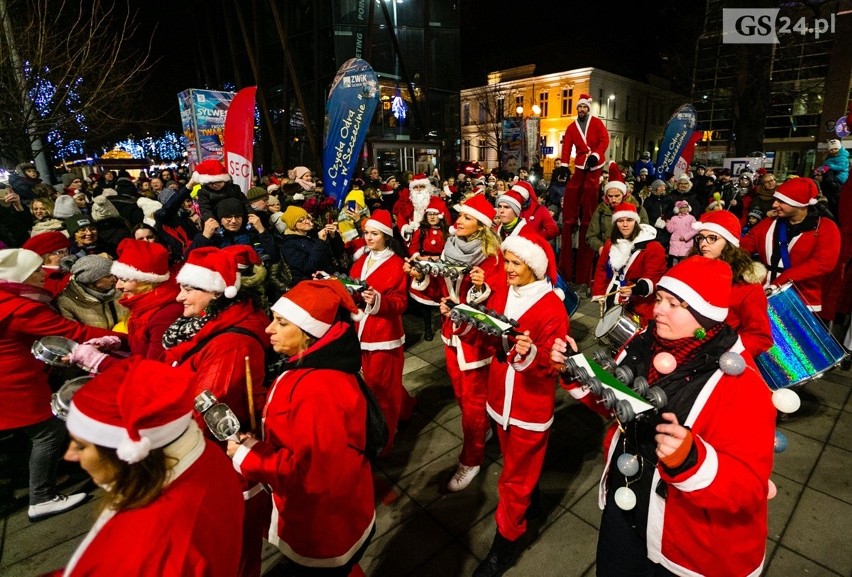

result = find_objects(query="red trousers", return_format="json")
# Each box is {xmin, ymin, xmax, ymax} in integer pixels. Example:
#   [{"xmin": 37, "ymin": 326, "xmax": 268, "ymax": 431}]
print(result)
[
  {"xmin": 240, "ymin": 488, "xmax": 272, "ymax": 577},
  {"xmin": 495, "ymin": 425, "xmax": 550, "ymax": 541},
  {"xmin": 560, "ymin": 168, "xmax": 602, "ymax": 284},
  {"xmin": 444, "ymin": 345, "xmax": 490, "ymax": 467},
  {"xmin": 362, "ymin": 347, "xmax": 405, "ymax": 451}
]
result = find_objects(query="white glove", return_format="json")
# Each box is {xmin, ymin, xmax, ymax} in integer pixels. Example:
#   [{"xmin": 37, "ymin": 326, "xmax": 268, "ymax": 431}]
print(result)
[{"xmin": 654, "ymin": 217, "xmax": 666, "ymax": 228}]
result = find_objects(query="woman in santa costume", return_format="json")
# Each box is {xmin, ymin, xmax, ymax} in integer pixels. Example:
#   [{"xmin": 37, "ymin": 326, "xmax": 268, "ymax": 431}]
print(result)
[
  {"xmin": 553, "ymin": 256, "xmax": 776, "ymax": 577},
  {"xmin": 228, "ymin": 280, "xmax": 375, "ymax": 576},
  {"xmin": 473, "ymin": 228, "xmax": 569, "ymax": 577},
  {"xmin": 689, "ymin": 210, "xmax": 773, "ymax": 356},
  {"xmin": 348, "ymin": 209, "xmax": 409, "ymax": 452},
  {"xmin": 407, "ymin": 194, "xmax": 506, "ymax": 492},
  {"xmin": 161, "ymin": 244, "xmax": 271, "ymax": 577},
  {"xmin": 62, "ymin": 357, "xmax": 244, "ymax": 576},
  {"xmin": 407, "ymin": 197, "xmax": 449, "ymax": 341},
  {"xmin": 591, "ymin": 202, "xmax": 667, "ymax": 326}
]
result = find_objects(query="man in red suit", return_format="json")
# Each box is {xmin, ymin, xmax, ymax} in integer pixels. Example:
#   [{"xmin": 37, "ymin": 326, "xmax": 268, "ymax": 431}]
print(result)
[{"xmin": 559, "ymin": 94, "xmax": 610, "ymax": 287}]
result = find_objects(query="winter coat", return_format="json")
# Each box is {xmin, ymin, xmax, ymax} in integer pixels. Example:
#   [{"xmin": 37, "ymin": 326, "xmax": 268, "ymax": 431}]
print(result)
[
  {"xmin": 665, "ymin": 213, "xmax": 697, "ymax": 257},
  {"xmin": 189, "ymin": 227, "xmax": 278, "ymax": 264},
  {"xmin": 8, "ymin": 164, "xmax": 41, "ymax": 204},
  {"xmin": 57, "ymin": 279, "xmax": 127, "ymax": 330},
  {"xmin": 560, "ymin": 115, "xmax": 609, "ymax": 171},
  {"xmin": 586, "ymin": 194, "xmax": 649, "ymax": 254},
  {"xmin": 350, "ymin": 249, "xmax": 407, "ymax": 350},
  {"xmin": 277, "ymin": 232, "xmax": 334, "ymax": 284},
  {"xmin": 641, "ymin": 193, "xmax": 675, "ymax": 248},
  {"xmin": 823, "ymin": 147, "xmax": 849, "ymax": 184},
  {"xmin": 196, "ymin": 182, "xmax": 252, "ymax": 222},
  {"xmin": 519, "ymin": 200, "xmax": 560, "ymax": 241},
  {"xmin": 91, "ymin": 216, "xmax": 131, "ymax": 249},
  {"xmin": 0, "ymin": 202, "xmax": 33, "ymax": 248},
  {"xmin": 109, "ymin": 178, "xmax": 145, "ymax": 225}
]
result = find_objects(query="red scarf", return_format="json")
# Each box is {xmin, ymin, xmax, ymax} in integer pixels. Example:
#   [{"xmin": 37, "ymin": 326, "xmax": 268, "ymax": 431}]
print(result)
[
  {"xmin": 120, "ymin": 281, "xmax": 180, "ymax": 336},
  {"xmin": 647, "ymin": 323, "xmax": 724, "ymax": 384}
]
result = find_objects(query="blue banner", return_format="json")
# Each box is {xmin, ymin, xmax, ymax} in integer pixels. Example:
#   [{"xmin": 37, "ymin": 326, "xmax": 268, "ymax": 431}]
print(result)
[
  {"xmin": 655, "ymin": 104, "xmax": 697, "ymax": 178},
  {"xmin": 177, "ymin": 89, "xmax": 236, "ymax": 164},
  {"xmin": 322, "ymin": 58, "xmax": 380, "ymax": 204}
]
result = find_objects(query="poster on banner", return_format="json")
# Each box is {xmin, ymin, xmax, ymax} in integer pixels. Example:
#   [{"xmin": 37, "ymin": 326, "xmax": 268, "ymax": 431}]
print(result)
[
  {"xmin": 524, "ymin": 117, "xmax": 541, "ymax": 170},
  {"xmin": 672, "ymin": 131, "xmax": 703, "ymax": 177},
  {"xmin": 223, "ymin": 86, "xmax": 257, "ymax": 194},
  {"xmin": 501, "ymin": 118, "xmax": 524, "ymax": 175},
  {"xmin": 177, "ymin": 88, "xmax": 236, "ymax": 166},
  {"xmin": 655, "ymin": 104, "xmax": 697, "ymax": 178},
  {"xmin": 322, "ymin": 58, "xmax": 380, "ymax": 205}
]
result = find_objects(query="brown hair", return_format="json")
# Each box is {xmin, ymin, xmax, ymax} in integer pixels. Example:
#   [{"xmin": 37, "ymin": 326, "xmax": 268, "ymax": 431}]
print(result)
[
  {"xmin": 97, "ymin": 446, "xmax": 174, "ymax": 512},
  {"xmin": 610, "ymin": 218, "xmax": 640, "ymax": 242},
  {"xmin": 687, "ymin": 240, "xmax": 755, "ymax": 282}
]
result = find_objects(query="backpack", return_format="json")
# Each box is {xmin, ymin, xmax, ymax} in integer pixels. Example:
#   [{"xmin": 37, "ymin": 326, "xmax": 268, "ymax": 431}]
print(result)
[{"xmin": 355, "ymin": 371, "xmax": 389, "ymax": 463}]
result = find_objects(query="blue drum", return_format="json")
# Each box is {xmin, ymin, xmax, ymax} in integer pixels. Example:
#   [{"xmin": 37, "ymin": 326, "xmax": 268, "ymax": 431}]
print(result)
[{"xmin": 755, "ymin": 283, "xmax": 847, "ymax": 390}]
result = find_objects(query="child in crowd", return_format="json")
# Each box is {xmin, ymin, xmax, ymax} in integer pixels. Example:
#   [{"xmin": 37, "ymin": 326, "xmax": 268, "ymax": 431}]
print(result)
[
  {"xmin": 665, "ymin": 200, "xmax": 697, "ymax": 265},
  {"xmin": 742, "ymin": 208, "xmax": 763, "ymax": 236}
]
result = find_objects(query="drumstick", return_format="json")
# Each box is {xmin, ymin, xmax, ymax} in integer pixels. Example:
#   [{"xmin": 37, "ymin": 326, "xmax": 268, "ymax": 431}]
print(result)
[
  {"xmin": 245, "ymin": 356, "xmax": 257, "ymax": 432},
  {"xmin": 601, "ymin": 284, "xmax": 635, "ymax": 299}
]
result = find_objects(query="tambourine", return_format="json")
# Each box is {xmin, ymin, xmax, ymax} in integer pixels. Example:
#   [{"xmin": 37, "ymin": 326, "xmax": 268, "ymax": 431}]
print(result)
[
  {"xmin": 50, "ymin": 376, "xmax": 91, "ymax": 421},
  {"xmin": 32, "ymin": 336, "xmax": 78, "ymax": 366},
  {"xmin": 559, "ymin": 351, "xmax": 666, "ymax": 424},
  {"xmin": 447, "ymin": 302, "xmax": 521, "ymax": 338},
  {"xmin": 411, "ymin": 259, "xmax": 471, "ymax": 280}
]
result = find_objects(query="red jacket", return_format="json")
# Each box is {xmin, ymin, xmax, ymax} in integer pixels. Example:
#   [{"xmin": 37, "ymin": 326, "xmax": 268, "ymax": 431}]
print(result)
[
  {"xmin": 408, "ymin": 226, "xmax": 447, "ymax": 258},
  {"xmin": 727, "ymin": 281, "xmax": 773, "ymax": 357},
  {"xmin": 0, "ymin": 288, "xmax": 116, "ymax": 430},
  {"xmin": 560, "ymin": 114, "xmax": 609, "ymax": 171},
  {"xmin": 519, "ymin": 200, "xmax": 559, "ymax": 241},
  {"xmin": 122, "ymin": 282, "xmax": 184, "ymax": 359},
  {"xmin": 740, "ymin": 215, "xmax": 840, "ymax": 311},
  {"xmin": 350, "ymin": 250, "xmax": 407, "ymax": 350}
]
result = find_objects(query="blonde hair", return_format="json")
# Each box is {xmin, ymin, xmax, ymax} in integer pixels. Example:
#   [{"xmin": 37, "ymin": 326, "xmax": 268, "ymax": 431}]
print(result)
[{"xmin": 469, "ymin": 222, "xmax": 502, "ymax": 259}]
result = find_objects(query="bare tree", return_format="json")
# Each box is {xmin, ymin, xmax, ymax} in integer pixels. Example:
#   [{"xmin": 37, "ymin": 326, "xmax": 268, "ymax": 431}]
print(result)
[
  {"xmin": 0, "ymin": 0, "xmax": 154, "ymax": 169},
  {"xmin": 466, "ymin": 82, "xmax": 507, "ymax": 167}
]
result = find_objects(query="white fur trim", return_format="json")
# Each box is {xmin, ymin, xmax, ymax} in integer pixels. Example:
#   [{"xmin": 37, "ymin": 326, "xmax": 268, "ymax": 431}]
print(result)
[
  {"xmin": 176, "ymin": 262, "xmax": 227, "ymax": 294},
  {"xmin": 496, "ymin": 194, "xmax": 522, "ymax": 215},
  {"xmin": 454, "ymin": 204, "xmax": 493, "ymax": 227},
  {"xmin": 611, "ymin": 209, "xmax": 640, "ymax": 223},
  {"xmin": 656, "ymin": 276, "xmax": 728, "ymax": 321},
  {"xmin": 510, "ymin": 184, "xmax": 530, "ymax": 201},
  {"xmin": 365, "ymin": 218, "xmax": 393, "ymax": 237},
  {"xmin": 671, "ymin": 438, "xmax": 718, "ymax": 492},
  {"xmin": 117, "ymin": 436, "xmax": 152, "ymax": 464},
  {"xmin": 111, "ymin": 260, "xmax": 169, "ymax": 283},
  {"xmin": 501, "ymin": 235, "xmax": 548, "ymax": 280},
  {"xmin": 692, "ymin": 221, "xmax": 740, "ymax": 247},
  {"xmin": 605, "ymin": 181, "xmax": 627, "ymax": 194},
  {"xmin": 577, "ymin": 96, "xmax": 592, "ymax": 108},
  {"xmin": 270, "ymin": 297, "xmax": 332, "ymax": 338},
  {"xmin": 351, "ymin": 310, "xmax": 365, "ymax": 322},
  {"xmin": 192, "ymin": 170, "xmax": 231, "ymax": 185},
  {"xmin": 773, "ymin": 190, "xmax": 816, "ymax": 207}
]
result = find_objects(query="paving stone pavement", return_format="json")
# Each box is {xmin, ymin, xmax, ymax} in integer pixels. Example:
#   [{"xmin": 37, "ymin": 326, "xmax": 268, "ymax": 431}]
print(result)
[{"xmin": 1, "ymin": 300, "xmax": 850, "ymax": 576}]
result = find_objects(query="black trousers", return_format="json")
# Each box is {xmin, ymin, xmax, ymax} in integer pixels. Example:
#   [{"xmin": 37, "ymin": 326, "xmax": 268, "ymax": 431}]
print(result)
[{"xmin": 596, "ymin": 496, "xmax": 677, "ymax": 577}]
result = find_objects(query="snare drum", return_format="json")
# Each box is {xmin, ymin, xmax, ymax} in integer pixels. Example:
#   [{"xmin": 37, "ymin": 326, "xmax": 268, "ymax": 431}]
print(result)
[
  {"xmin": 594, "ymin": 306, "xmax": 641, "ymax": 352},
  {"xmin": 50, "ymin": 376, "xmax": 91, "ymax": 421},
  {"xmin": 756, "ymin": 283, "xmax": 847, "ymax": 390}
]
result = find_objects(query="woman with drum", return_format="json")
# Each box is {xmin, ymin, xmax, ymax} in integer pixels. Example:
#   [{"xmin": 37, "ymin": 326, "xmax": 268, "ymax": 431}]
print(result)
[
  {"xmin": 689, "ymin": 210, "xmax": 773, "ymax": 356},
  {"xmin": 227, "ymin": 280, "xmax": 375, "ymax": 576},
  {"xmin": 591, "ymin": 202, "xmax": 667, "ymax": 326},
  {"xmin": 552, "ymin": 256, "xmax": 776, "ymax": 577},
  {"xmin": 408, "ymin": 194, "xmax": 506, "ymax": 492},
  {"xmin": 473, "ymin": 228, "xmax": 569, "ymax": 577}
]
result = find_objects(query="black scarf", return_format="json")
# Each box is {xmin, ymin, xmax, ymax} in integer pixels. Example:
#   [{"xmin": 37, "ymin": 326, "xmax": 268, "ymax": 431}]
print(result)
[{"xmin": 161, "ymin": 296, "xmax": 237, "ymax": 349}]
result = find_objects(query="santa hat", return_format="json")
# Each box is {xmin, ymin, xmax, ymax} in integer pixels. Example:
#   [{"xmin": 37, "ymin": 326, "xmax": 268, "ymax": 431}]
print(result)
[
  {"xmin": 222, "ymin": 244, "xmax": 261, "ymax": 272},
  {"xmin": 364, "ymin": 209, "xmax": 394, "ymax": 237},
  {"xmin": 111, "ymin": 238, "xmax": 170, "ymax": 283},
  {"xmin": 0, "ymin": 248, "xmax": 42, "ymax": 283},
  {"xmin": 604, "ymin": 162, "xmax": 626, "ymax": 194},
  {"xmin": 270, "ymin": 279, "xmax": 363, "ymax": 338},
  {"xmin": 22, "ymin": 231, "xmax": 68, "ymax": 256},
  {"xmin": 611, "ymin": 202, "xmax": 640, "ymax": 223},
  {"xmin": 454, "ymin": 194, "xmax": 495, "ymax": 228},
  {"xmin": 510, "ymin": 181, "xmax": 535, "ymax": 203},
  {"xmin": 425, "ymin": 196, "xmax": 444, "ymax": 216},
  {"xmin": 409, "ymin": 173, "xmax": 431, "ymax": 189},
  {"xmin": 692, "ymin": 210, "xmax": 741, "ymax": 247},
  {"xmin": 577, "ymin": 94, "xmax": 592, "ymax": 108},
  {"xmin": 656, "ymin": 256, "xmax": 732, "ymax": 326},
  {"xmin": 192, "ymin": 159, "xmax": 231, "ymax": 185},
  {"xmin": 773, "ymin": 177, "xmax": 819, "ymax": 207},
  {"xmin": 136, "ymin": 197, "xmax": 162, "ymax": 227},
  {"xmin": 267, "ymin": 184, "xmax": 280, "ymax": 194},
  {"xmin": 496, "ymin": 190, "xmax": 524, "ymax": 215},
  {"xmin": 501, "ymin": 228, "xmax": 559, "ymax": 288},
  {"xmin": 176, "ymin": 246, "xmax": 241, "ymax": 298},
  {"xmin": 66, "ymin": 357, "xmax": 196, "ymax": 464}
]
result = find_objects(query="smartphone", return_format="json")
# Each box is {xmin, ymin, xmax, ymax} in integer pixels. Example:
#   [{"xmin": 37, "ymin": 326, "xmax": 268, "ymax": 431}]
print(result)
[{"xmin": 347, "ymin": 200, "xmax": 357, "ymax": 212}]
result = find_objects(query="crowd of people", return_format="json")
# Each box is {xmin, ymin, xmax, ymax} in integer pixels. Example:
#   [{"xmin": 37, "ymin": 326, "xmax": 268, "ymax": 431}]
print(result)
[{"xmin": 0, "ymin": 99, "xmax": 850, "ymax": 576}]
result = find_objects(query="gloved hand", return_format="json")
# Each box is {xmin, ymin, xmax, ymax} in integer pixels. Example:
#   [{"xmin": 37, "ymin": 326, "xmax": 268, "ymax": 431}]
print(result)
[
  {"xmin": 584, "ymin": 154, "xmax": 599, "ymax": 170},
  {"xmin": 82, "ymin": 335, "xmax": 123, "ymax": 351},
  {"xmin": 68, "ymin": 343, "xmax": 108, "ymax": 373},
  {"xmin": 654, "ymin": 217, "xmax": 666, "ymax": 228}
]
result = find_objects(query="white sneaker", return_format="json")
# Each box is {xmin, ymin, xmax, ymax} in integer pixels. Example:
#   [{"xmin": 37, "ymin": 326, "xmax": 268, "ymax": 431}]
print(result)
[
  {"xmin": 447, "ymin": 464, "xmax": 481, "ymax": 492},
  {"xmin": 28, "ymin": 493, "xmax": 88, "ymax": 522},
  {"xmin": 485, "ymin": 427, "xmax": 494, "ymax": 443}
]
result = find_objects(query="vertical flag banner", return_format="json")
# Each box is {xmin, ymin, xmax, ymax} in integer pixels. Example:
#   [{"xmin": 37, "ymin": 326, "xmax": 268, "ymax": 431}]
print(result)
[
  {"xmin": 655, "ymin": 104, "xmax": 697, "ymax": 178},
  {"xmin": 673, "ymin": 131, "xmax": 704, "ymax": 177},
  {"xmin": 224, "ymin": 86, "xmax": 257, "ymax": 194},
  {"xmin": 177, "ymin": 89, "xmax": 236, "ymax": 168},
  {"xmin": 322, "ymin": 58, "xmax": 380, "ymax": 205},
  {"xmin": 501, "ymin": 118, "xmax": 524, "ymax": 174}
]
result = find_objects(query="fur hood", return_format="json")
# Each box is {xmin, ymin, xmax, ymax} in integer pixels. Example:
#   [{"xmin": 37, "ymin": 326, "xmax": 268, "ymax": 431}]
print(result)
[{"xmin": 741, "ymin": 260, "xmax": 768, "ymax": 284}]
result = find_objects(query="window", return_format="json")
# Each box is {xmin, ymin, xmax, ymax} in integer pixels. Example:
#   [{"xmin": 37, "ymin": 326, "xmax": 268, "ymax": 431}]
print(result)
[
  {"xmin": 611, "ymin": 96, "xmax": 617, "ymax": 119},
  {"xmin": 599, "ymin": 89, "xmax": 604, "ymax": 117},
  {"xmin": 478, "ymin": 138, "xmax": 488, "ymax": 161},
  {"xmin": 496, "ymin": 96, "xmax": 505, "ymax": 122},
  {"xmin": 462, "ymin": 102, "xmax": 470, "ymax": 126},
  {"xmin": 463, "ymin": 139, "xmax": 471, "ymax": 160},
  {"xmin": 539, "ymin": 91, "xmax": 549, "ymax": 117},
  {"xmin": 478, "ymin": 102, "xmax": 486, "ymax": 124},
  {"xmin": 515, "ymin": 94, "xmax": 524, "ymax": 114},
  {"xmin": 561, "ymin": 88, "xmax": 573, "ymax": 116}
]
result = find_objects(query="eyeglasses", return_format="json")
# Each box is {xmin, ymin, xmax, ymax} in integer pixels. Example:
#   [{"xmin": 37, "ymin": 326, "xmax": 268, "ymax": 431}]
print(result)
[
  {"xmin": 220, "ymin": 215, "xmax": 242, "ymax": 222},
  {"xmin": 694, "ymin": 234, "xmax": 720, "ymax": 245},
  {"xmin": 49, "ymin": 248, "xmax": 69, "ymax": 256}
]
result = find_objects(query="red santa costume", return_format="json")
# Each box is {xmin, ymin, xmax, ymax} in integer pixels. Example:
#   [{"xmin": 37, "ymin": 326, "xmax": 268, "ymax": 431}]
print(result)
[
  {"xmin": 483, "ymin": 229, "xmax": 569, "ymax": 555},
  {"xmin": 232, "ymin": 282, "xmax": 375, "ymax": 572},
  {"xmin": 393, "ymin": 173, "xmax": 451, "ymax": 242},
  {"xmin": 592, "ymin": 203, "xmax": 667, "ymax": 325},
  {"xmin": 163, "ymin": 245, "xmax": 271, "ymax": 577},
  {"xmin": 411, "ymin": 195, "xmax": 505, "ymax": 491},
  {"xmin": 22, "ymin": 231, "xmax": 72, "ymax": 297},
  {"xmin": 63, "ymin": 358, "xmax": 244, "ymax": 577},
  {"xmin": 559, "ymin": 94, "xmax": 610, "ymax": 284},
  {"xmin": 739, "ymin": 178, "xmax": 841, "ymax": 312},
  {"xmin": 407, "ymin": 198, "xmax": 449, "ymax": 342},
  {"xmin": 511, "ymin": 180, "xmax": 560, "ymax": 241},
  {"xmin": 349, "ymin": 210, "xmax": 409, "ymax": 452}
]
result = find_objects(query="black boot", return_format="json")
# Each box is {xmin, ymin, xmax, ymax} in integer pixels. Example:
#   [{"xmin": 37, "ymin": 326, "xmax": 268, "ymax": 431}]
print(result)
[
  {"xmin": 472, "ymin": 530, "xmax": 519, "ymax": 577},
  {"xmin": 422, "ymin": 306, "xmax": 434, "ymax": 341}
]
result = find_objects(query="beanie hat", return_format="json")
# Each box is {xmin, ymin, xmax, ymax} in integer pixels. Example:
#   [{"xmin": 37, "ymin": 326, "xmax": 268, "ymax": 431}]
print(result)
[
  {"xmin": 656, "ymin": 256, "xmax": 732, "ymax": 326},
  {"xmin": 136, "ymin": 197, "xmax": 162, "ymax": 227},
  {"xmin": 496, "ymin": 190, "xmax": 524, "ymax": 215},
  {"xmin": 246, "ymin": 186, "xmax": 269, "ymax": 202},
  {"xmin": 650, "ymin": 179, "xmax": 666, "ymax": 191},
  {"xmin": 288, "ymin": 166, "xmax": 311, "ymax": 181},
  {"xmin": 270, "ymin": 279, "xmax": 362, "ymax": 338},
  {"xmin": 215, "ymin": 198, "xmax": 245, "ymax": 219},
  {"xmin": 611, "ymin": 202, "xmax": 641, "ymax": 223},
  {"xmin": 111, "ymin": 238, "xmax": 170, "ymax": 283},
  {"xmin": 72, "ymin": 255, "xmax": 115, "ymax": 284},
  {"xmin": 677, "ymin": 173, "xmax": 692, "ymax": 183},
  {"xmin": 748, "ymin": 208, "xmax": 764, "ymax": 221},
  {"xmin": 91, "ymin": 196, "xmax": 120, "ymax": 222},
  {"xmin": 54, "ymin": 195, "xmax": 81, "ymax": 219},
  {"xmin": 364, "ymin": 209, "xmax": 394, "ymax": 237},
  {"xmin": 66, "ymin": 357, "xmax": 196, "ymax": 464},
  {"xmin": 22, "ymin": 231, "xmax": 69, "ymax": 256},
  {"xmin": 674, "ymin": 199, "xmax": 691, "ymax": 213},
  {"xmin": 158, "ymin": 187, "xmax": 178, "ymax": 208},
  {"xmin": 604, "ymin": 162, "xmax": 627, "ymax": 194},
  {"xmin": 267, "ymin": 194, "xmax": 280, "ymax": 207},
  {"xmin": 510, "ymin": 180, "xmax": 535, "ymax": 203},
  {"xmin": 100, "ymin": 188, "xmax": 118, "ymax": 198},
  {"xmin": 773, "ymin": 177, "xmax": 819, "ymax": 207},
  {"xmin": 738, "ymin": 172, "xmax": 753, "ymax": 182},
  {"xmin": 343, "ymin": 188, "xmax": 366, "ymax": 209},
  {"xmin": 267, "ymin": 184, "xmax": 280, "ymax": 194},
  {"xmin": 577, "ymin": 94, "xmax": 592, "ymax": 108},
  {"xmin": 176, "ymin": 246, "xmax": 240, "ymax": 298},
  {"xmin": 692, "ymin": 210, "xmax": 741, "ymax": 247},
  {"xmin": 30, "ymin": 219, "xmax": 65, "ymax": 235},
  {"xmin": 192, "ymin": 159, "xmax": 231, "ymax": 185},
  {"xmin": 827, "ymin": 139, "xmax": 842, "ymax": 152},
  {"xmin": 0, "ymin": 248, "xmax": 42, "ymax": 283},
  {"xmin": 282, "ymin": 205, "xmax": 309, "ymax": 231},
  {"xmin": 454, "ymin": 193, "xmax": 495, "ymax": 228},
  {"xmin": 65, "ymin": 215, "xmax": 94, "ymax": 236},
  {"xmin": 60, "ymin": 173, "xmax": 81, "ymax": 189},
  {"xmin": 501, "ymin": 228, "xmax": 558, "ymax": 284},
  {"xmin": 425, "ymin": 196, "xmax": 444, "ymax": 217},
  {"xmin": 639, "ymin": 168, "xmax": 649, "ymax": 176}
]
